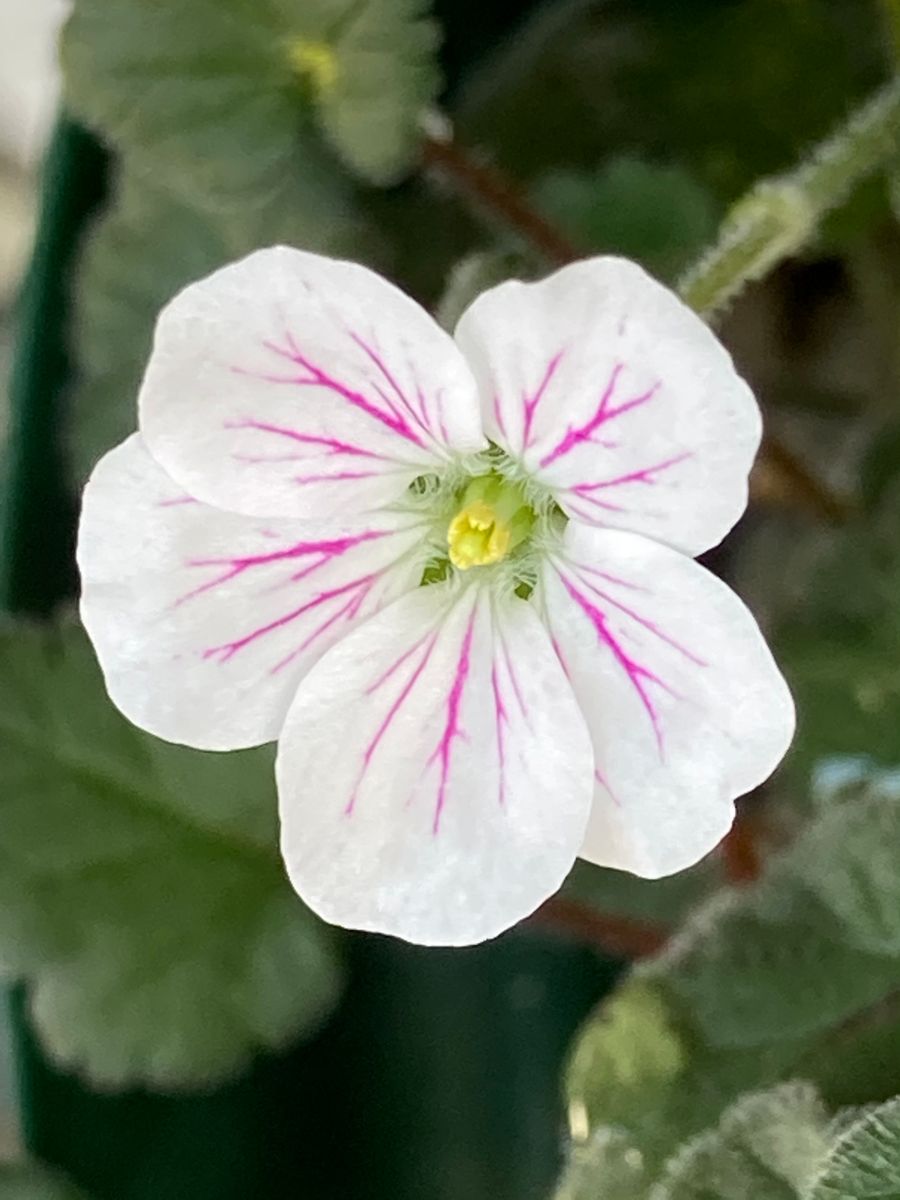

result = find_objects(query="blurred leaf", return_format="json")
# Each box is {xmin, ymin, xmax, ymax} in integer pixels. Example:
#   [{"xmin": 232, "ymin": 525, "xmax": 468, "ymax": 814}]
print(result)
[
  {"xmin": 654, "ymin": 1082, "xmax": 830, "ymax": 1200},
  {"xmin": 435, "ymin": 248, "xmax": 537, "ymax": 330},
  {"xmin": 561, "ymin": 858, "xmax": 720, "ymax": 929},
  {"xmin": 61, "ymin": 0, "xmax": 440, "ymax": 197},
  {"xmin": 459, "ymin": 0, "xmax": 883, "ymax": 204},
  {"xmin": 791, "ymin": 781, "xmax": 900, "ymax": 958},
  {"xmin": 69, "ymin": 178, "xmax": 231, "ymax": 480},
  {"xmin": 567, "ymin": 981, "xmax": 687, "ymax": 1138},
  {"xmin": 69, "ymin": 169, "xmax": 374, "ymax": 480},
  {"xmin": 552, "ymin": 1128, "xmax": 649, "ymax": 1200},
  {"xmin": 0, "ymin": 621, "xmax": 342, "ymax": 1090},
  {"xmin": 0, "ymin": 1163, "xmax": 92, "ymax": 1199},
  {"xmin": 312, "ymin": 0, "xmax": 442, "ymax": 184},
  {"xmin": 532, "ymin": 158, "xmax": 719, "ymax": 281},
  {"xmin": 660, "ymin": 880, "xmax": 898, "ymax": 1050},
  {"xmin": 566, "ymin": 779, "xmax": 900, "ymax": 1168},
  {"xmin": 775, "ymin": 501, "xmax": 900, "ymax": 784},
  {"xmin": 810, "ymin": 1095, "xmax": 900, "ymax": 1199}
]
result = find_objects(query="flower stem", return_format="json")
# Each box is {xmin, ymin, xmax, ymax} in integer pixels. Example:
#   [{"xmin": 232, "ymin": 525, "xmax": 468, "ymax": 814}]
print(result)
[
  {"xmin": 678, "ymin": 76, "xmax": 900, "ymax": 319},
  {"xmin": 533, "ymin": 896, "xmax": 669, "ymax": 959},
  {"xmin": 421, "ymin": 126, "xmax": 582, "ymax": 265}
]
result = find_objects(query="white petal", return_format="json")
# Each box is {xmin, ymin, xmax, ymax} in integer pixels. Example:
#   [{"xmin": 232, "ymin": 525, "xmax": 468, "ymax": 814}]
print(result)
[
  {"xmin": 78, "ymin": 435, "xmax": 429, "ymax": 751},
  {"xmin": 455, "ymin": 256, "xmax": 760, "ymax": 555},
  {"xmin": 277, "ymin": 581, "xmax": 594, "ymax": 945},
  {"xmin": 538, "ymin": 523, "xmax": 795, "ymax": 878},
  {"xmin": 139, "ymin": 246, "xmax": 487, "ymax": 520}
]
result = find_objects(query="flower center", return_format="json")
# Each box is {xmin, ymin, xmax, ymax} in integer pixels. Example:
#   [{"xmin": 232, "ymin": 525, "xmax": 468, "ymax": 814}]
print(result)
[
  {"xmin": 287, "ymin": 39, "xmax": 339, "ymax": 93},
  {"xmin": 446, "ymin": 474, "xmax": 534, "ymax": 571}
]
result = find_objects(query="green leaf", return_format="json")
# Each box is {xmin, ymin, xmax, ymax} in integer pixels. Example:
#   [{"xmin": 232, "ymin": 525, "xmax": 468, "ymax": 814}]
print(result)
[
  {"xmin": 566, "ymin": 980, "xmax": 688, "ymax": 1140},
  {"xmin": 309, "ymin": 0, "xmax": 441, "ymax": 184},
  {"xmin": 0, "ymin": 1163, "xmax": 93, "ymax": 1200},
  {"xmin": 69, "ymin": 177, "xmax": 231, "ymax": 480},
  {"xmin": 0, "ymin": 621, "xmax": 342, "ymax": 1090},
  {"xmin": 61, "ymin": 0, "xmax": 440, "ymax": 197},
  {"xmin": 654, "ymin": 1082, "xmax": 830, "ymax": 1200},
  {"xmin": 532, "ymin": 158, "xmax": 719, "ymax": 282},
  {"xmin": 660, "ymin": 879, "xmax": 898, "ymax": 1050},
  {"xmin": 561, "ymin": 858, "xmax": 721, "ymax": 929},
  {"xmin": 810, "ymin": 1096, "xmax": 900, "ymax": 1199},
  {"xmin": 553, "ymin": 1128, "xmax": 649, "ymax": 1200},
  {"xmin": 791, "ymin": 781, "xmax": 900, "ymax": 958},
  {"xmin": 435, "ymin": 249, "xmax": 538, "ymax": 331},
  {"xmin": 69, "ymin": 170, "xmax": 375, "ymax": 480}
]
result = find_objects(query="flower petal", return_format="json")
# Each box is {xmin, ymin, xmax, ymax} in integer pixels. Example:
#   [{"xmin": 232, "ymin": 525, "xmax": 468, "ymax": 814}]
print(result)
[
  {"xmin": 139, "ymin": 246, "xmax": 487, "ymax": 520},
  {"xmin": 455, "ymin": 256, "xmax": 760, "ymax": 554},
  {"xmin": 78, "ymin": 435, "xmax": 429, "ymax": 751},
  {"xmin": 277, "ymin": 581, "xmax": 594, "ymax": 945},
  {"xmin": 537, "ymin": 523, "xmax": 795, "ymax": 878}
]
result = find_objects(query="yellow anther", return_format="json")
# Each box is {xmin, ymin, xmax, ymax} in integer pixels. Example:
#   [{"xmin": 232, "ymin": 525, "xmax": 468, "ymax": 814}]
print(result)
[
  {"xmin": 287, "ymin": 39, "xmax": 339, "ymax": 93},
  {"xmin": 447, "ymin": 501, "xmax": 511, "ymax": 570}
]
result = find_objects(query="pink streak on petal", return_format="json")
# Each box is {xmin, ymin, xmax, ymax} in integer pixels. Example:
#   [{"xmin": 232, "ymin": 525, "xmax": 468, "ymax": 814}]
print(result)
[
  {"xmin": 522, "ymin": 350, "xmax": 565, "ymax": 450},
  {"xmin": 346, "ymin": 330, "xmax": 439, "ymax": 450},
  {"xmin": 175, "ymin": 530, "xmax": 387, "ymax": 608},
  {"xmin": 291, "ymin": 470, "xmax": 381, "ymax": 484},
  {"xmin": 157, "ymin": 495, "xmax": 199, "ymax": 508},
  {"xmin": 491, "ymin": 661, "xmax": 509, "ymax": 809},
  {"xmin": 202, "ymin": 574, "xmax": 377, "ymax": 663},
  {"xmin": 559, "ymin": 571, "xmax": 668, "ymax": 752},
  {"xmin": 366, "ymin": 631, "xmax": 434, "ymax": 695},
  {"xmin": 427, "ymin": 608, "xmax": 477, "ymax": 834},
  {"xmin": 346, "ymin": 632, "xmax": 440, "ymax": 815},
  {"xmin": 539, "ymin": 366, "xmax": 661, "ymax": 469},
  {"xmin": 255, "ymin": 334, "xmax": 428, "ymax": 450},
  {"xmin": 571, "ymin": 566, "xmax": 708, "ymax": 668},
  {"xmin": 570, "ymin": 452, "xmax": 693, "ymax": 494},
  {"xmin": 224, "ymin": 418, "xmax": 393, "ymax": 462},
  {"xmin": 594, "ymin": 765, "xmax": 621, "ymax": 808},
  {"xmin": 268, "ymin": 581, "xmax": 373, "ymax": 675}
]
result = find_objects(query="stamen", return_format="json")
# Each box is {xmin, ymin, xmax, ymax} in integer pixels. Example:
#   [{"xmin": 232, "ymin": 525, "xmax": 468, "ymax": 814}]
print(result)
[{"xmin": 446, "ymin": 474, "xmax": 535, "ymax": 571}]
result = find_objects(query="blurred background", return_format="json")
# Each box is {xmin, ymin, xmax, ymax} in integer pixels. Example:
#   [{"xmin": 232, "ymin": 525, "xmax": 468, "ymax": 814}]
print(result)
[{"xmin": 2, "ymin": 1, "xmax": 900, "ymax": 1198}]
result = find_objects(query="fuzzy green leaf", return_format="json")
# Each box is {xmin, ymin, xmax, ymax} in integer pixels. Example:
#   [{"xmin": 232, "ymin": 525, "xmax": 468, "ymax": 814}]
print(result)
[
  {"xmin": 69, "ymin": 171, "xmax": 373, "ymax": 480},
  {"xmin": 0, "ymin": 1163, "xmax": 93, "ymax": 1200},
  {"xmin": 553, "ymin": 1128, "xmax": 649, "ymax": 1200},
  {"xmin": 61, "ymin": 0, "xmax": 440, "ymax": 196},
  {"xmin": 532, "ymin": 159, "xmax": 719, "ymax": 282},
  {"xmin": 0, "ymin": 621, "xmax": 342, "ymax": 1090},
  {"xmin": 810, "ymin": 1096, "xmax": 900, "ymax": 1199},
  {"xmin": 654, "ymin": 1083, "xmax": 830, "ymax": 1200},
  {"xmin": 566, "ymin": 980, "xmax": 688, "ymax": 1141}
]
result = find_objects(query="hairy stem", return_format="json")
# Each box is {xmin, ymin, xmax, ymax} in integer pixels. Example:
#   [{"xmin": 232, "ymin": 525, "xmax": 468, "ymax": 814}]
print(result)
[{"xmin": 679, "ymin": 76, "xmax": 900, "ymax": 319}]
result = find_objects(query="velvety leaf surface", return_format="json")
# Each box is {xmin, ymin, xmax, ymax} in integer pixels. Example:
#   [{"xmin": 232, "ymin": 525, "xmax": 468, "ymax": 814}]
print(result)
[{"xmin": 0, "ymin": 622, "xmax": 342, "ymax": 1090}]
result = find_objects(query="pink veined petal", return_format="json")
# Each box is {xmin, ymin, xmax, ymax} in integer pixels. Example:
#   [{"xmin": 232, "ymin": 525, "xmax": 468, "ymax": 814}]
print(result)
[
  {"xmin": 276, "ymin": 581, "xmax": 594, "ymax": 946},
  {"xmin": 455, "ymin": 256, "xmax": 761, "ymax": 555},
  {"xmin": 77, "ymin": 435, "xmax": 430, "ymax": 751},
  {"xmin": 139, "ymin": 246, "xmax": 487, "ymax": 520},
  {"xmin": 537, "ymin": 523, "xmax": 795, "ymax": 878}
]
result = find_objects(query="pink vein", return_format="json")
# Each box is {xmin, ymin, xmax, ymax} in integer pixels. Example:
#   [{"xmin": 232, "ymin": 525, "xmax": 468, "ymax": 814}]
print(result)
[
  {"xmin": 522, "ymin": 350, "xmax": 565, "ymax": 449},
  {"xmin": 539, "ymin": 364, "xmax": 661, "ymax": 469},
  {"xmin": 570, "ymin": 451, "xmax": 692, "ymax": 496},
  {"xmin": 237, "ymin": 333, "xmax": 428, "ymax": 450},
  {"xmin": 176, "ymin": 530, "xmax": 386, "ymax": 608},
  {"xmin": 571, "ymin": 566, "xmax": 708, "ymax": 667},
  {"xmin": 559, "ymin": 572, "xmax": 672, "ymax": 752},
  {"xmin": 203, "ymin": 573, "xmax": 377, "ymax": 663},
  {"xmin": 428, "ymin": 609, "xmax": 476, "ymax": 833},
  {"xmin": 346, "ymin": 632, "xmax": 440, "ymax": 816},
  {"xmin": 225, "ymin": 418, "xmax": 394, "ymax": 462}
]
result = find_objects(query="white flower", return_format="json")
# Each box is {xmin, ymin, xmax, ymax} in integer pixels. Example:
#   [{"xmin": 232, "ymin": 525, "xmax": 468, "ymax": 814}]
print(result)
[{"xmin": 77, "ymin": 248, "xmax": 794, "ymax": 946}]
